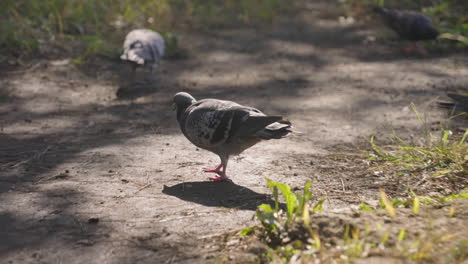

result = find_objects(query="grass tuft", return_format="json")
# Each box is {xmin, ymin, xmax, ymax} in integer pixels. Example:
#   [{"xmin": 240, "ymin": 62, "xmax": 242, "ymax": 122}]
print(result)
[
  {"xmin": 368, "ymin": 104, "xmax": 467, "ymax": 182},
  {"xmin": 246, "ymin": 179, "xmax": 468, "ymax": 263}
]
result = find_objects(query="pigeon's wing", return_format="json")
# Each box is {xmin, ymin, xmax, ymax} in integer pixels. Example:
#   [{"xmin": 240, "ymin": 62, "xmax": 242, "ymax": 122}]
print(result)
[
  {"xmin": 383, "ymin": 10, "xmax": 415, "ymax": 38},
  {"xmin": 403, "ymin": 12, "xmax": 438, "ymax": 40},
  {"xmin": 183, "ymin": 99, "xmax": 281, "ymax": 148}
]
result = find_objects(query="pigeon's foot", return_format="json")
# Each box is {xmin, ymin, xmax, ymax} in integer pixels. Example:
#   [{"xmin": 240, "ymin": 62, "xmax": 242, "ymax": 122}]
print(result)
[
  {"xmin": 203, "ymin": 164, "xmax": 223, "ymax": 174},
  {"xmin": 400, "ymin": 45, "xmax": 428, "ymax": 56},
  {"xmin": 208, "ymin": 175, "xmax": 231, "ymax": 182},
  {"xmin": 414, "ymin": 46, "xmax": 429, "ymax": 56}
]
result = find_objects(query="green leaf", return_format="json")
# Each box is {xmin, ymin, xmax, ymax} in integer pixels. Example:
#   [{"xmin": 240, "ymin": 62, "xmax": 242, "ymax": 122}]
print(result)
[
  {"xmin": 297, "ymin": 181, "xmax": 313, "ymax": 214},
  {"xmin": 239, "ymin": 227, "xmax": 254, "ymax": 236},
  {"xmin": 439, "ymin": 192, "xmax": 468, "ymax": 202},
  {"xmin": 273, "ymin": 185, "xmax": 279, "ymax": 211},
  {"xmin": 303, "ymin": 202, "xmax": 310, "ymax": 227},
  {"xmin": 413, "ymin": 195, "xmax": 420, "ymax": 215},
  {"xmin": 442, "ymin": 130, "xmax": 452, "ymax": 146},
  {"xmin": 380, "ymin": 231, "xmax": 390, "ymax": 245},
  {"xmin": 258, "ymin": 203, "xmax": 275, "ymax": 213},
  {"xmin": 379, "ymin": 188, "xmax": 396, "ymax": 217},
  {"xmin": 313, "ymin": 198, "xmax": 325, "ymax": 213},
  {"xmin": 267, "ymin": 179, "xmax": 297, "ymax": 218},
  {"xmin": 358, "ymin": 203, "xmax": 374, "ymax": 212},
  {"xmin": 459, "ymin": 129, "xmax": 468, "ymax": 145},
  {"xmin": 398, "ymin": 229, "xmax": 406, "ymax": 242}
]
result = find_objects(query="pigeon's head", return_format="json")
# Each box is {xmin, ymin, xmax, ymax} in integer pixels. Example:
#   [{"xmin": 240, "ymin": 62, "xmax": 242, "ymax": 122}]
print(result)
[
  {"xmin": 173, "ymin": 92, "xmax": 196, "ymax": 108},
  {"xmin": 173, "ymin": 92, "xmax": 196, "ymax": 120}
]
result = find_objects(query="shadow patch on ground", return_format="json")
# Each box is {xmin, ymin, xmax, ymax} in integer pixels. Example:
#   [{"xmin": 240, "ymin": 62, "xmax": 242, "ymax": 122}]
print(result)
[
  {"xmin": 162, "ymin": 181, "xmax": 279, "ymax": 211},
  {"xmin": 116, "ymin": 83, "xmax": 160, "ymax": 100}
]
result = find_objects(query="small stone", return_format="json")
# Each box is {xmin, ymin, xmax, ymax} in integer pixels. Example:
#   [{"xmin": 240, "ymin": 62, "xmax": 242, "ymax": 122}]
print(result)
[
  {"xmin": 76, "ymin": 239, "xmax": 94, "ymax": 246},
  {"xmin": 226, "ymin": 239, "xmax": 240, "ymax": 246}
]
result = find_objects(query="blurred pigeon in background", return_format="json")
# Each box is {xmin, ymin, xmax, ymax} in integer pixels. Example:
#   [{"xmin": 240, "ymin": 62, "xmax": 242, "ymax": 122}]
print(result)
[
  {"xmin": 438, "ymin": 93, "xmax": 468, "ymax": 112},
  {"xmin": 121, "ymin": 29, "xmax": 165, "ymax": 84},
  {"xmin": 373, "ymin": 7, "xmax": 439, "ymax": 55},
  {"xmin": 173, "ymin": 92, "xmax": 292, "ymax": 182}
]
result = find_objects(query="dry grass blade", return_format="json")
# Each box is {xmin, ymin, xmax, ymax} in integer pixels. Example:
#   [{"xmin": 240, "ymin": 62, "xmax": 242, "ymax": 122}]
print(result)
[{"xmin": 379, "ymin": 188, "xmax": 396, "ymax": 217}]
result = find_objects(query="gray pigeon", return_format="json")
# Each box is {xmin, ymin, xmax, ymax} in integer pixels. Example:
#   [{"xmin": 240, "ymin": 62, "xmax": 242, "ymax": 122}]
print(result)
[
  {"xmin": 438, "ymin": 93, "xmax": 468, "ymax": 112},
  {"xmin": 373, "ymin": 7, "xmax": 439, "ymax": 41},
  {"xmin": 121, "ymin": 29, "xmax": 165, "ymax": 82},
  {"xmin": 373, "ymin": 7, "xmax": 439, "ymax": 54},
  {"xmin": 173, "ymin": 92, "xmax": 292, "ymax": 181}
]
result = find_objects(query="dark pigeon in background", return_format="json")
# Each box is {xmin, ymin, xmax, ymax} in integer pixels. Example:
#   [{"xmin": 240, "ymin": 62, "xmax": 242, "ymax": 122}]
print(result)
[
  {"xmin": 438, "ymin": 93, "xmax": 468, "ymax": 112},
  {"xmin": 121, "ymin": 29, "xmax": 165, "ymax": 83},
  {"xmin": 173, "ymin": 92, "xmax": 292, "ymax": 182},
  {"xmin": 373, "ymin": 7, "xmax": 439, "ymax": 54}
]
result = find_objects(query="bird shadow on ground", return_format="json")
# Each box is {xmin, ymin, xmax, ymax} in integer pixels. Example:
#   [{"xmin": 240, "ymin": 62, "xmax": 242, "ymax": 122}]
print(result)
[
  {"xmin": 116, "ymin": 83, "xmax": 159, "ymax": 100},
  {"xmin": 162, "ymin": 181, "xmax": 283, "ymax": 211}
]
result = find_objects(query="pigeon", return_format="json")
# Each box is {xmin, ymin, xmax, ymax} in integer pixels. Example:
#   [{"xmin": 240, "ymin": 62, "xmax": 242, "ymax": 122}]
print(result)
[
  {"xmin": 173, "ymin": 92, "xmax": 292, "ymax": 181},
  {"xmin": 121, "ymin": 29, "xmax": 165, "ymax": 83},
  {"xmin": 373, "ymin": 7, "xmax": 439, "ymax": 54},
  {"xmin": 438, "ymin": 93, "xmax": 468, "ymax": 112}
]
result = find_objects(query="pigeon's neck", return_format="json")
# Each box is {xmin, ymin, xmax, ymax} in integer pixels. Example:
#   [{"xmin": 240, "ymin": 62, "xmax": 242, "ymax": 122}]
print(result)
[
  {"xmin": 176, "ymin": 107, "xmax": 187, "ymax": 123},
  {"xmin": 176, "ymin": 102, "xmax": 193, "ymax": 126}
]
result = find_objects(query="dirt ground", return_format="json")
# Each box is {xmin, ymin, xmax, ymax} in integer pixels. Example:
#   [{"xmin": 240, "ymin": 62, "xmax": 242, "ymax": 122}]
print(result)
[{"xmin": 1, "ymin": 2, "xmax": 467, "ymax": 263}]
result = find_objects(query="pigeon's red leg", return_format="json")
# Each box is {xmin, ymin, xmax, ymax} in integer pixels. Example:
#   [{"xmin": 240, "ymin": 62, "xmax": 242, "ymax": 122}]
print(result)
[
  {"xmin": 207, "ymin": 161, "xmax": 231, "ymax": 182},
  {"xmin": 208, "ymin": 156, "xmax": 231, "ymax": 182},
  {"xmin": 401, "ymin": 44, "xmax": 415, "ymax": 54},
  {"xmin": 401, "ymin": 44, "xmax": 428, "ymax": 56},
  {"xmin": 414, "ymin": 44, "xmax": 429, "ymax": 56},
  {"xmin": 203, "ymin": 164, "xmax": 223, "ymax": 174}
]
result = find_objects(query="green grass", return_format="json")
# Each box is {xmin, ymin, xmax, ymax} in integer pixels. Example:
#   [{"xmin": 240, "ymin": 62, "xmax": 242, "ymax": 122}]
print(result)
[
  {"xmin": 242, "ymin": 180, "xmax": 468, "ymax": 263},
  {"xmin": 0, "ymin": 0, "xmax": 294, "ymax": 61},
  {"xmin": 368, "ymin": 103, "xmax": 467, "ymax": 180}
]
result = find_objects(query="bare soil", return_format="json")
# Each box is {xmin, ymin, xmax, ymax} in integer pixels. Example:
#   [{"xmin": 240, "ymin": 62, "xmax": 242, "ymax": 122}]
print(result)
[{"xmin": 1, "ymin": 2, "xmax": 467, "ymax": 263}]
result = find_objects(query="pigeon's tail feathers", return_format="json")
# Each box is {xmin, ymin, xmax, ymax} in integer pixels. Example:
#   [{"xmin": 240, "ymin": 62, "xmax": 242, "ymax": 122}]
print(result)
[
  {"xmin": 255, "ymin": 120, "xmax": 292, "ymax": 140},
  {"xmin": 121, "ymin": 49, "xmax": 145, "ymax": 65},
  {"xmin": 440, "ymin": 93, "xmax": 468, "ymax": 111},
  {"xmin": 235, "ymin": 115, "xmax": 283, "ymax": 137},
  {"xmin": 447, "ymin": 93, "xmax": 468, "ymax": 106}
]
